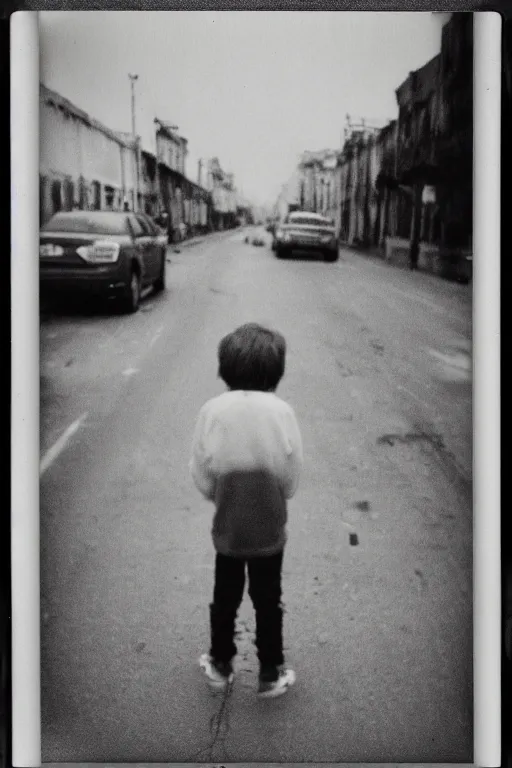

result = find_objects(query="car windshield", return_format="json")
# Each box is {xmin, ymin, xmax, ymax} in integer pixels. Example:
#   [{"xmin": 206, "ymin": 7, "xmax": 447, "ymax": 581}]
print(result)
[
  {"xmin": 41, "ymin": 212, "xmax": 130, "ymax": 235},
  {"xmin": 288, "ymin": 215, "xmax": 331, "ymax": 227}
]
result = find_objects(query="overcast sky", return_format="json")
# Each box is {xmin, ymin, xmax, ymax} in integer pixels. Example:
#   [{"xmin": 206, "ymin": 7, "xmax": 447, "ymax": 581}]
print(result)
[{"xmin": 39, "ymin": 11, "xmax": 449, "ymax": 207}]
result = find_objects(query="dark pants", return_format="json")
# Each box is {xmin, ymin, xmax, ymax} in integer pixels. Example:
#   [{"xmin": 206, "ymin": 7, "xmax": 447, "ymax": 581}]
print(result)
[{"xmin": 210, "ymin": 551, "xmax": 285, "ymax": 681}]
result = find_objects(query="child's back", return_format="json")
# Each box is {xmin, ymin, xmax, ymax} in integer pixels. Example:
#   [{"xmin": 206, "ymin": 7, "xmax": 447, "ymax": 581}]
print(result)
[
  {"xmin": 191, "ymin": 389, "xmax": 302, "ymax": 558},
  {"xmin": 190, "ymin": 323, "xmax": 303, "ymax": 698}
]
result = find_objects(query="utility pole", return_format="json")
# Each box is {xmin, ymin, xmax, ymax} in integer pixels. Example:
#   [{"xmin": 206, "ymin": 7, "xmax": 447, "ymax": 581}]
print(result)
[
  {"xmin": 128, "ymin": 73, "xmax": 140, "ymax": 211},
  {"xmin": 154, "ymin": 118, "xmax": 161, "ymax": 215}
]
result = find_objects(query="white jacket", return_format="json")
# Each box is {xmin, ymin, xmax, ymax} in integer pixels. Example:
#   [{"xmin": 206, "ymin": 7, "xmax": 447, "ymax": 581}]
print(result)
[{"xmin": 190, "ymin": 390, "xmax": 303, "ymax": 557}]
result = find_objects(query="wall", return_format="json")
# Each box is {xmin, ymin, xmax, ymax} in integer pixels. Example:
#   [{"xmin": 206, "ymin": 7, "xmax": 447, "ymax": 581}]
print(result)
[
  {"xmin": 156, "ymin": 132, "xmax": 187, "ymax": 175},
  {"xmin": 40, "ymin": 87, "xmax": 138, "ymax": 223}
]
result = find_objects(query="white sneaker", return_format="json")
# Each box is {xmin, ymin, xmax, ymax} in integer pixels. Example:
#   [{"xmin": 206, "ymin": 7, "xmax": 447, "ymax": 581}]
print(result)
[
  {"xmin": 258, "ymin": 666, "xmax": 296, "ymax": 698},
  {"xmin": 199, "ymin": 653, "xmax": 234, "ymax": 691}
]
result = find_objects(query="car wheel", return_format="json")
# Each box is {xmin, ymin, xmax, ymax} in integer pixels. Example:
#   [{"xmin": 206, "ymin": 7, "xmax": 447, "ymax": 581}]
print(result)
[
  {"xmin": 276, "ymin": 246, "xmax": 287, "ymax": 259},
  {"xmin": 154, "ymin": 253, "xmax": 166, "ymax": 293},
  {"xmin": 120, "ymin": 268, "xmax": 141, "ymax": 313},
  {"xmin": 324, "ymin": 250, "xmax": 339, "ymax": 262}
]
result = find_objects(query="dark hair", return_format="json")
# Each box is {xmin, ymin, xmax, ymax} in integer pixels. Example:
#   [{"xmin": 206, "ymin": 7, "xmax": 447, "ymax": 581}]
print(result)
[{"xmin": 218, "ymin": 323, "xmax": 286, "ymax": 392}]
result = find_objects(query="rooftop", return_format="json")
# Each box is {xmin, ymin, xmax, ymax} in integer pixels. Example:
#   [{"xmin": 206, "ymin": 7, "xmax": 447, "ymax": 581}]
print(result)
[
  {"xmin": 40, "ymin": 83, "xmax": 137, "ymax": 149},
  {"xmin": 395, "ymin": 54, "xmax": 440, "ymax": 108},
  {"xmin": 154, "ymin": 118, "xmax": 188, "ymax": 147}
]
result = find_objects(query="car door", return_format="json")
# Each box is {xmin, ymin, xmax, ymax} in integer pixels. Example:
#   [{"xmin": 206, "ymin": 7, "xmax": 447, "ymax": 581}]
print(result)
[{"xmin": 128, "ymin": 214, "xmax": 151, "ymax": 287}]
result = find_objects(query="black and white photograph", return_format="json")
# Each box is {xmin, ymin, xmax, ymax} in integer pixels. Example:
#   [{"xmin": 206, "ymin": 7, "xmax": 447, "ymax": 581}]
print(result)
[{"xmin": 35, "ymin": 10, "xmax": 477, "ymax": 763}]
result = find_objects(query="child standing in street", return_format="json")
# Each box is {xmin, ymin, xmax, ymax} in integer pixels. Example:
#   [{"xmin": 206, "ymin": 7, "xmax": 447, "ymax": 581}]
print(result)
[{"xmin": 190, "ymin": 323, "xmax": 303, "ymax": 698}]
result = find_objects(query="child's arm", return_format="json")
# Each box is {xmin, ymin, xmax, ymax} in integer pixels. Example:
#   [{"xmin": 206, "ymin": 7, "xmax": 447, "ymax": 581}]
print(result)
[
  {"xmin": 189, "ymin": 405, "xmax": 216, "ymax": 501},
  {"xmin": 281, "ymin": 407, "xmax": 303, "ymax": 499}
]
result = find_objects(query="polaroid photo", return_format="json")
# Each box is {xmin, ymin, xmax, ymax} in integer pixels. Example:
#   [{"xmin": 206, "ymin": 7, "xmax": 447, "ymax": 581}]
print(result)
[{"xmin": 10, "ymin": 9, "xmax": 501, "ymax": 767}]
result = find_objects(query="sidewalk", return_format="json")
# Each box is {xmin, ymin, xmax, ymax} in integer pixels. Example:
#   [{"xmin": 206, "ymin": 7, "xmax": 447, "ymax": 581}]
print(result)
[
  {"xmin": 172, "ymin": 234, "xmax": 207, "ymax": 251},
  {"xmin": 340, "ymin": 240, "xmax": 472, "ymax": 284}
]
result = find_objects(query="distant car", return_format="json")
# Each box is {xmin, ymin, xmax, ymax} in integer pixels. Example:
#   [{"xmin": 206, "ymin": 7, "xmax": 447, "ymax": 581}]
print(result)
[
  {"xmin": 273, "ymin": 211, "xmax": 339, "ymax": 262},
  {"xmin": 40, "ymin": 210, "xmax": 168, "ymax": 313}
]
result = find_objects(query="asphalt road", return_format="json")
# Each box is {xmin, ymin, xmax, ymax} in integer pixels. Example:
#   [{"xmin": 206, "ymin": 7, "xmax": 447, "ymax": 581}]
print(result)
[{"xmin": 40, "ymin": 227, "xmax": 473, "ymax": 763}]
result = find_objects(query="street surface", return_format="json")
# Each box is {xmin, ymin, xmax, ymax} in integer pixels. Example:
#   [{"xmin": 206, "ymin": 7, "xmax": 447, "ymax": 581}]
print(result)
[{"xmin": 40, "ymin": 228, "xmax": 472, "ymax": 762}]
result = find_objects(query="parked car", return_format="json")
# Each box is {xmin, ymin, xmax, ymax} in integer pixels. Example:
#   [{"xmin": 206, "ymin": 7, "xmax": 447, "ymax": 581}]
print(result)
[
  {"xmin": 40, "ymin": 210, "xmax": 168, "ymax": 313},
  {"xmin": 273, "ymin": 211, "xmax": 339, "ymax": 262}
]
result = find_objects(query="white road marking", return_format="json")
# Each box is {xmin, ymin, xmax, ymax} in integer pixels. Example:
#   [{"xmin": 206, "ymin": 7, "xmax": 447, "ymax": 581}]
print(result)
[
  {"xmin": 149, "ymin": 325, "xmax": 164, "ymax": 348},
  {"xmin": 428, "ymin": 348, "xmax": 472, "ymax": 371},
  {"xmin": 40, "ymin": 412, "xmax": 88, "ymax": 476},
  {"xmin": 122, "ymin": 367, "xmax": 139, "ymax": 376}
]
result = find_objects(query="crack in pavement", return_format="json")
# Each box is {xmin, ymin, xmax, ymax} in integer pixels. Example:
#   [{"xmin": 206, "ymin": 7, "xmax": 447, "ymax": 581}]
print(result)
[
  {"xmin": 377, "ymin": 430, "xmax": 445, "ymax": 450},
  {"xmin": 189, "ymin": 680, "xmax": 234, "ymax": 762}
]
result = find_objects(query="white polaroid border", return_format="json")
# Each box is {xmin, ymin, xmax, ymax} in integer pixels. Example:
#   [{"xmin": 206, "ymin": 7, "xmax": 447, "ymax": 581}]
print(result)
[
  {"xmin": 10, "ymin": 9, "xmax": 501, "ymax": 768},
  {"xmin": 11, "ymin": 9, "xmax": 41, "ymax": 767},
  {"xmin": 473, "ymin": 10, "xmax": 502, "ymax": 768}
]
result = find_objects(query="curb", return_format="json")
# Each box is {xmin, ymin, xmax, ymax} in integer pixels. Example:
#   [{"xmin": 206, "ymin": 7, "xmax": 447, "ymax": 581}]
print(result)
[
  {"xmin": 178, "ymin": 237, "xmax": 206, "ymax": 249},
  {"xmin": 170, "ymin": 229, "xmax": 233, "ymax": 252}
]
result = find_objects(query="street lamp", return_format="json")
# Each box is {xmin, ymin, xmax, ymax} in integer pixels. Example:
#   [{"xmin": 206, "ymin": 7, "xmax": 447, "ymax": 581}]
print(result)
[{"xmin": 128, "ymin": 73, "xmax": 141, "ymax": 211}]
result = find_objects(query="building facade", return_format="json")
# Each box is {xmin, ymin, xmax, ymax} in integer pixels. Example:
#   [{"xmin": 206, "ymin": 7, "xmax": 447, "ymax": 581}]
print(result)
[
  {"xmin": 140, "ymin": 123, "xmax": 212, "ymax": 238},
  {"xmin": 435, "ymin": 12, "xmax": 473, "ymax": 252},
  {"xmin": 386, "ymin": 13, "xmax": 472, "ymax": 275},
  {"xmin": 155, "ymin": 119, "xmax": 188, "ymax": 176},
  {"xmin": 285, "ymin": 14, "xmax": 472, "ymax": 280},
  {"xmin": 40, "ymin": 85, "xmax": 215, "ymax": 240},
  {"xmin": 205, "ymin": 158, "xmax": 238, "ymax": 230},
  {"xmin": 40, "ymin": 84, "xmax": 139, "ymax": 224}
]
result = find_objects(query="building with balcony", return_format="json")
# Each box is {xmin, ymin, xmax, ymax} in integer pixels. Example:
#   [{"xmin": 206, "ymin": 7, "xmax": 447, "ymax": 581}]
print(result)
[{"xmin": 385, "ymin": 12, "xmax": 472, "ymax": 277}]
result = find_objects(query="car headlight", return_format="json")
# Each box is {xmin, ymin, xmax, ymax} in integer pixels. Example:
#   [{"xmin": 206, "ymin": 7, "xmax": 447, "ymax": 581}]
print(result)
[
  {"xmin": 321, "ymin": 234, "xmax": 335, "ymax": 244},
  {"xmin": 39, "ymin": 244, "xmax": 64, "ymax": 258},
  {"xmin": 283, "ymin": 232, "xmax": 292, "ymax": 242},
  {"xmin": 76, "ymin": 241, "xmax": 121, "ymax": 263}
]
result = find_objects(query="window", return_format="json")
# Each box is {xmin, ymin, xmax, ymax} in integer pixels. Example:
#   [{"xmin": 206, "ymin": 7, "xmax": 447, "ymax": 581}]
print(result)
[
  {"xmin": 63, "ymin": 178, "xmax": 74, "ymax": 210},
  {"xmin": 41, "ymin": 211, "xmax": 131, "ymax": 235},
  {"xmin": 105, "ymin": 186, "xmax": 115, "ymax": 210},
  {"xmin": 79, "ymin": 178, "xmax": 88, "ymax": 209},
  {"xmin": 92, "ymin": 181, "xmax": 101, "ymax": 210},
  {"xmin": 51, "ymin": 180, "xmax": 62, "ymax": 214},
  {"xmin": 40, "ymin": 175, "xmax": 47, "ymax": 223}
]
